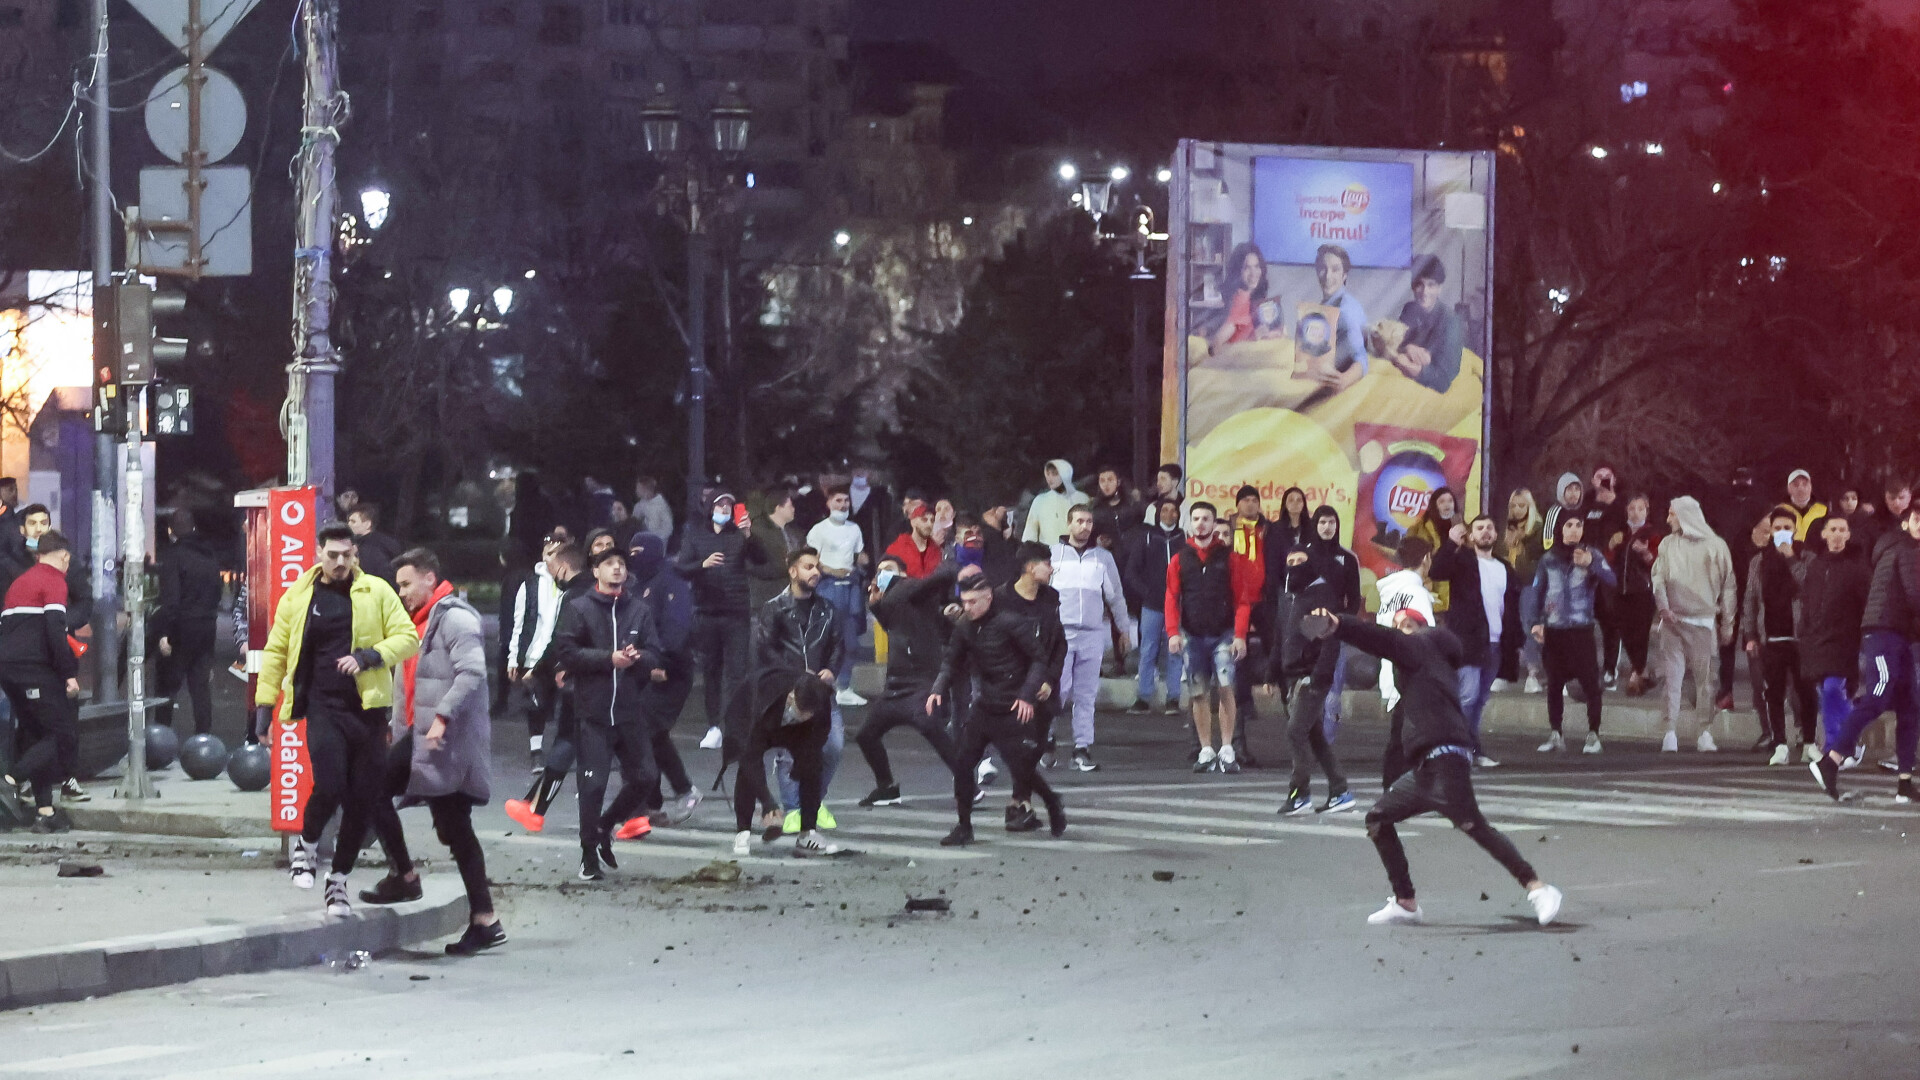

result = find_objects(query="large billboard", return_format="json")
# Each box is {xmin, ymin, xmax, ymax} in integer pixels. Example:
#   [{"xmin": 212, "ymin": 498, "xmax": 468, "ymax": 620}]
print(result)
[{"xmin": 1164, "ymin": 140, "xmax": 1494, "ymax": 602}]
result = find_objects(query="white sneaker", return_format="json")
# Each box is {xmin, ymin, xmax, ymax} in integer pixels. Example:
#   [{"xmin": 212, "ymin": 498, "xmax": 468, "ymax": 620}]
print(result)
[
  {"xmin": 1696, "ymin": 731, "xmax": 1719, "ymax": 753},
  {"xmin": 835, "ymin": 688, "xmax": 868, "ymax": 707},
  {"xmin": 1528, "ymin": 884, "xmax": 1564, "ymax": 926},
  {"xmin": 731, "ymin": 830, "xmax": 751, "ymax": 857},
  {"xmin": 1536, "ymin": 731, "xmax": 1565, "ymax": 753},
  {"xmin": 289, "ymin": 839, "xmax": 318, "ymax": 889},
  {"xmin": 1767, "ymin": 744, "xmax": 1790, "ymax": 766},
  {"xmin": 1490, "ymin": 678, "xmax": 1516, "ymax": 693},
  {"xmin": 1474, "ymin": 754, "xmax": 1500, "ymax": 768},
  {"xmin": 1193, "ymin": 746, "xmax": 1217, "ymax": 772},
  {"xmin": 699, "ymin": 726, "xmax": 724, "ymax": 750},
  {"xmin": 1801, "ymin": 744, "xmax": 1820, "ymax": 764},
  {"xmin": 1523, "ymin": 674, "xmax": 1544, "ymax": 694},
  {"xmin": 323, "ymin": 874, "xmax": 352, "ymax": 918},
  {"xmin": 1366, "ymin": 897, "xmax": 1424, "ymax": 925},
  {"xmin": 1582, "ymin": 732, "xmax": 1603, "ymax": 755},
  {"xmin": 793, "ymin": 830, "xmax": 841, "ymax": 857},
  {"xmin": 1660, "ymin": 731, "xmax": 1679, "ymax": 753},
  {"xmin": 1839, "ymin": 752, "xmax": 1863, "ymax": 771},
  {"xmin": 975, "ymin": 758, "xmax": 998, "ymax": 787}
]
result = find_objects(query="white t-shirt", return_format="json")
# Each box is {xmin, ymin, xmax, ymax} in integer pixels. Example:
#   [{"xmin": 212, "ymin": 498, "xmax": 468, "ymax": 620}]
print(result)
[
  {"xmin": 1374, "ymin": 568, "xmax": 1435, "ymax": 710},
  {"xmin": 806, "ymin": 518, "xmax": 865, "ymax": 572},
  {"xmin": 1477, "ymin": 553, "xmax": 1507, "ymax": 644}
]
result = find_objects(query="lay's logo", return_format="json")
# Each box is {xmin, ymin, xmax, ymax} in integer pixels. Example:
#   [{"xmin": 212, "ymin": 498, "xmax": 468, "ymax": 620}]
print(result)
[
  {"xmin": 1387, "ymin": 483, "xmax": 1433, "ymax": 522},
  {"xmin": 1342, "ymin": 183, "xmax": 1371, "ymax": 213}
]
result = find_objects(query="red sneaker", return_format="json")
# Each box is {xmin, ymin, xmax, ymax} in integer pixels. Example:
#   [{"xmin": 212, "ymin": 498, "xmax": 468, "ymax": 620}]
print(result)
[
  {"xmin": 504, "ymin": 799, "xmax": 544, "ymax": 833},
  {"xmin": 613, "ymin": 816, "xmax": 653, "ymax": 841}
]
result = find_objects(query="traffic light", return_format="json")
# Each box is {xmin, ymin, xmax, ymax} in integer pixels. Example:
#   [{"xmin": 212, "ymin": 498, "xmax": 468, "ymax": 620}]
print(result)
[
  {"xmin": 150, "ymin": 383, "xmax": 195, "ymax": 436},
  {"xmin": 95, "ymin": 281, "xmax": 190, "ymax": 435}
]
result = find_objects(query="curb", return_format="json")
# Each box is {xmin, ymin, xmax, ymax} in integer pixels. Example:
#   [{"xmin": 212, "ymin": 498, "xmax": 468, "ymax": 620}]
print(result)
[
  {"xmin": 0, "ymin": 879, "xmax": 467, "ymax": 1010},
  {"xmin": 63, "ymin": 803, "xmax": 277, "ymax": 840}
]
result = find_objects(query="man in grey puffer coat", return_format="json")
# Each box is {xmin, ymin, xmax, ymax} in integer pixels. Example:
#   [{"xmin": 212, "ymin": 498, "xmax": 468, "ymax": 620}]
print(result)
[{"xmin": 360, "ymin": 547, "xmax": 505, "ymax": 957}]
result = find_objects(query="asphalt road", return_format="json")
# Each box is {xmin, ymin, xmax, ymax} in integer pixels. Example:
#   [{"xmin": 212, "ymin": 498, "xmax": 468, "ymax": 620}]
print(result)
[{"xmin": 4, "ymin": 709, "xmax": 1917, "ymax": 1079}]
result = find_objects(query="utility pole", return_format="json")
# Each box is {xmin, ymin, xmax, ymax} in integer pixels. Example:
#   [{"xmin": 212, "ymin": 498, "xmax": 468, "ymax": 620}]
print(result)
[
  {"xmin": 686, "ymin": 224, "xmax": 708, "ymax": 520},
  {"xmin": 287, "ymin": 0, "xmax": 342, "ymax": 511},
  {"xmin": 88, "ymin": 0, "xmax": 123, "ymax": 710}
]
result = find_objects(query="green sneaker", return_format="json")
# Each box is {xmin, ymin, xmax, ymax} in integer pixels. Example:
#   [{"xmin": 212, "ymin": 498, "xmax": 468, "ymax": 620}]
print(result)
[
  {"xmin": 782, "ymin": 810, "xmax": 800, "ymax": 834},
  {"xmin": 817, "ymin": 804, "xmax": 837, "ymax": 830},
  {"xmin": 783, "ymin": 806, "xmax": 837, "ymax": 831}
]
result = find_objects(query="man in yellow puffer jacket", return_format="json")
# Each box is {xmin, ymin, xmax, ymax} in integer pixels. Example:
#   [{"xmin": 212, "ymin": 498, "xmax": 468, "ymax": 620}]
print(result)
[{"xmin": 254, "ymin": 522, "xmax": 419, "ymax": 917}]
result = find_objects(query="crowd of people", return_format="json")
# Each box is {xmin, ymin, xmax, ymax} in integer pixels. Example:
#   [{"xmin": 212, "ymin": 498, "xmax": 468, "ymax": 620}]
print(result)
[{"xmin": 8, "ymin": 456, "xmax": 1917, "ymax": 938}]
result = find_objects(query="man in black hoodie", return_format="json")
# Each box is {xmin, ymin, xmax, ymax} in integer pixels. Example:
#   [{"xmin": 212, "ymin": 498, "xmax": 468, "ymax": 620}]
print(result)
[
  {"xmin": 552, "ymin": 548, "xmax": 665, "ymax": 881},
  {"xmin": 1740, "ymin": 507, "xmax": 1818, "ymax": 762},
  {"xmin": 1813, "ymin": 505, "xmax": 1920, "ymax": 803},
  {"xmin": 1271, "ymin": 506, "xmax": 1361, "ymax": 815},
  {"xmin": 1300, "ymin": 607, "xmax": 1563, "ymax": 928},
  {"xmin": 1797, "ymin": 514, "xmax": 1871, "ymax": 776},
  {"xmin": 929, "ymin": 573, "xmax": 1065, "ymax": 845},
  {"xmin": 155, "ymin": 509, "xmax": 224, "ymax": 736},
  {"xmin": 630, "ymin": 533, "xmax": 700, "ymax": 825},
  {"xmin": 992, "ymin": 543, "xmax": 1067, "ymax": 828},
  {"xmin": 675, "ymin": 490, "xmax": 768, "ymax": 749},
  {"xmin": 855, "ymin": 555, "xmax": 962, "ymax": 806}
]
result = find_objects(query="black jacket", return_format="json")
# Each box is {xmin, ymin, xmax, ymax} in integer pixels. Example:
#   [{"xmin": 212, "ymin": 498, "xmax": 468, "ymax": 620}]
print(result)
[
  {"xmin": 1860, "ymin": 532, "xmax": 1920, "ymax": 637},
  {"xmin": 155, "ymin": 535, "xmax": 223, "ymax": 639},
  {"xmin": 870, "ymin": 565, "xmax": 957, "ymax": 697},
  {"xmin": 553, "ymin": 585, "xmax": 664, "ymax": 726},
  {"xmin": 1797, "ymin": 547, "xmax": 1871, "ymax": 679},
  {"xmin": 1271, "ymin": 509, "xmax": 1361, "ymax": 681},
  {"xmin": 0, "ymin": 562, "xmax": 78, "ymax": 681},
  {"xmin": 1330, "ymin": 616, "xmax": 1474, "ymax": 769},
  {"xmin": 931, "ymin": 598, "xmax": 1048, "ymax": 712},
  {"xmin": 995, "ymin": 582, "xmax": 1066, "ymax": 696},
  {"xmin": 1429, "ymin": 542, "xmax": 1522, "ymax": 666},
  {"xmin": 754, "ymin": 588, "xmax": 844, "ymax": 677},
  {"xmin": 1122, "ymin": 523, "xmax": 1184, "ymax": 614},
  {"xmin": 354, "ymin": 531, "xmax": 405, "ymax": 584},
  {"xmin": 673, "ymin": 520, "xmax": 768, "ymax": 617}
]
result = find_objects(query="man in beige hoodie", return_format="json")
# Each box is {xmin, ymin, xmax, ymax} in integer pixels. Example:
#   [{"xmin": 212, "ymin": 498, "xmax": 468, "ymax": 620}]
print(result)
[{"xmin": 1652, "ymin": 496, "xmax": 1739, "ymax": 751}]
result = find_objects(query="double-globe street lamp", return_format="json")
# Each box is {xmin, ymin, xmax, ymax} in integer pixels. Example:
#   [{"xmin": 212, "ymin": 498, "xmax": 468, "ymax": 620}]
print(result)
[
  {"xmin": 1062, "ymin": 161, "xmax": 1167, "ymax": 492},
  {"xmin": 639, "ymin": 81, "xmax": 751, "ymax": 518}
]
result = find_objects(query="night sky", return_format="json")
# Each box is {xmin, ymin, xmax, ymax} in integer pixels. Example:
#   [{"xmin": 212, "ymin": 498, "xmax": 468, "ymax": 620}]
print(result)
[{"xmin": 853, "ymin": 0, "xmax": 1179, "ymax": 87}]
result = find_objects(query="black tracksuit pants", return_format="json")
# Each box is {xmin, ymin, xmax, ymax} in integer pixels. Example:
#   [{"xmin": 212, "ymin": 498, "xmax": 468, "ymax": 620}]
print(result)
[
  {"xmin": 690, "ymin": 613, "xmax": 751, "ymax": 726},
  {"xmin": 1367, "ymin": 752, "xmax": 1538, "ymax": 901},
  {"xmin": 1286, "ymin": 637, "xmax": 1348, "ymax": 797},
  {"xmin": 577, "ymin": 719, "xmax": 657, "ymax": 852},
  {"xmin": 1544, "ymin": 626, "xmax": 1602, "ymax": 733},
  {"xmin": 856, "ymin": 689, "xmax": 961, "ymax": 790},
  {"xmin": 382, "ymin": 729, "xmax": 493, "ymax": 917},
  {"xmin": 1759, "ymin": 641, "xmax": 1817, "ymax": 746},
  {"xmin": 303, "ymin": 704, "xmax": 408, "ymax": 877},
  {"xmin": 1612, "ymin": 591, "xmax": 1655, "ymax": 676},
  {"xmin": 1, "ymin": 671, "xmax": 74, "ymax": 809},
  {"xmin": 735, "ymin": 717, "xmax": 828, "ymax": 831},
  {"xmin": 953, "ymin": 704, "xmax": 1058, "ymax": 826},
  {"xmin": 638, "ymin": 655, "xmax": 695, "ymax": 809},
  {"xmin": 157, "ymin": 620, "xmax": 217, "ymax": 735}
]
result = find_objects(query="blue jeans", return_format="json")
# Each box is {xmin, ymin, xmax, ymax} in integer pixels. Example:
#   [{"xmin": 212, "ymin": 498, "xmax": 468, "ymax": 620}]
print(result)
[
  {"xmin": 1136, "ymin": 608, "xmax": 1183, "ymax": 702},
  {"xmin": 776, "ymin": 703, "xmax": 845, "ymax": 812},
  {"xmin": 1456, "ymin": 642, "xmax": 1501, "ymax": 751},
  {"xmin": 819, "ymin": 576, "xmax": 865, "ymax": 690}
]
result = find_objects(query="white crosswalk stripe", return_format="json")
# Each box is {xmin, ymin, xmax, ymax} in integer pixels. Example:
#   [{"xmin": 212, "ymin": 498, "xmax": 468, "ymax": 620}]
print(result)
[{"xmin": 0, "ymin": 1046, "xmax": 193, "ymax": 1073}]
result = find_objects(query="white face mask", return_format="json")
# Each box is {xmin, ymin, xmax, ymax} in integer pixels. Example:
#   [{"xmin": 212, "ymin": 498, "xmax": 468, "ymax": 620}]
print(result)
[
  {"xmin": 830, "ymin": 509, "xmax": 849, "ymax": 524},
  {"xmin": 712, "ymin": 509, "xmax": 730, "ymax": 527}
]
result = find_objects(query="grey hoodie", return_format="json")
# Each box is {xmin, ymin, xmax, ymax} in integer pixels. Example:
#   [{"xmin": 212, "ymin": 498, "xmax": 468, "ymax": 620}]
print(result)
[
  {"xmin": 1652, "ymin": 495, "xmax": 1738, "ymax": 643},
  {"xmin": 1541, "ymin": 471, "xmax": 1582, "ymax": 551},
  {"xmin": 1022, "ymin": 458, "xmax": 1091, "ymax": 543}
]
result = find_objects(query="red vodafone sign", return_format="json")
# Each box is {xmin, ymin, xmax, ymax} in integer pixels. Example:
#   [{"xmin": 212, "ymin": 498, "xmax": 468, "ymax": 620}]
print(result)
[{"xmin": 264, "ymin": 487, "xmax": 316, "ymax": 833}]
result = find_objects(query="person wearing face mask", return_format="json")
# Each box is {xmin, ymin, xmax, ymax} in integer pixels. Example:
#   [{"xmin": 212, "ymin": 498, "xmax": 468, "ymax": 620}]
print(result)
[
  {"xmin": 853, "ymin": 556, "xmax": 963, "ymax": 807},
  {"xmin": 676, "ymin": 490, "xmax": 769, "ymax": 747},
  {"xmin": 1783, "ymin": 469, "xmax": 1828, "ymax": 544},
  {"xmin": 1614, "ymin": 494, "xmax": 1664, "ymax": 696},
  {"xmin": 1741, "ymin": 507, "xmax": 1819, "ymax": 763},
  {"xmin": 805, "ymin": 486, "xmax": 871, "ymax": 706},
  {"xmin": 1021, "ymin": 459, "xmax": 1090, "ymax": 544}
]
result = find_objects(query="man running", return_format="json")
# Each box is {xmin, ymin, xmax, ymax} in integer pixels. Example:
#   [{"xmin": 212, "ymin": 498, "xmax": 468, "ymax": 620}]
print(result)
[
  {"xmin": 254, "ymin": 523, "xmax": 419, "ymax": 916},
  {"xmin": 855, "ymin": 555, "xmax": 963, "ymax": 807},
  {"xmin": 1298, "ymin": 606, "xmax": 1563, "ymax": 928},
  {"xmin": 504, "ymin": 544, "xmax": 591, "ymax": 832},
  {"xmin": 1812, "ymin": 503, "xmax": 1920, "ymax": 803},
  {"xmin": 930, "ymin": 575, "xmax": 1064, "ymax": 845}
]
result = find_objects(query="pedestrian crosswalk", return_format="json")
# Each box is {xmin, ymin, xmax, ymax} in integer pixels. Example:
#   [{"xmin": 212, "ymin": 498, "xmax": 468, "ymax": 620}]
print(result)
[
  {"xmin": 482, "ymin": 766, "xmax": 1910, "ymax": 871},
  {"xmin": 0, "ymin": 1046, "xmax": 607, "ymax": 1079}
]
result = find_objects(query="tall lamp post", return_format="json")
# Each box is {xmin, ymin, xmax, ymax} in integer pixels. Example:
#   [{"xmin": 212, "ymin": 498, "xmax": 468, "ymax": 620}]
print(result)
[
  {"xmin": 1062, "ymin": 161, "xmax": 1165, "ymax": 492},
  {"xmin": 639, "ymin": 82, "xmax": 751, "ymax": 519}
]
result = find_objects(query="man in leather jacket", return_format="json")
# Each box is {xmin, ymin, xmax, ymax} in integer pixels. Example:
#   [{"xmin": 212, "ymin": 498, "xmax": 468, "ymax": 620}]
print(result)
[{"xmin": 755, "ymin": 547, "xmax": 846, "ymax": 829}]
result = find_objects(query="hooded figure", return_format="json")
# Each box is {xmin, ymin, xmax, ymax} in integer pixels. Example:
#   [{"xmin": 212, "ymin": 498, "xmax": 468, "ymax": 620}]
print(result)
[
  {"xmin": 1542, "ymin": 472, "xmax": 1583, "ymax": 552},
  {"xmin": 1652, "ymin": 497, "xmax": 1738, "ymax": 640},
  {"xmin": 1021, "ymin": 459, "xmax": 1091, "ymax": 543},
  {"xmin": 1272, "ymin": 505, "xmax": 1361, "ymax": 813}
]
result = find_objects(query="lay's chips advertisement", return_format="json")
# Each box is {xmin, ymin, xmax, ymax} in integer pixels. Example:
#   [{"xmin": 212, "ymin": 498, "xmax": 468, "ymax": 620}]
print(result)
[{"xmin": 1164, "ymin": 141, "xmax": 1494, "ymax": 604}]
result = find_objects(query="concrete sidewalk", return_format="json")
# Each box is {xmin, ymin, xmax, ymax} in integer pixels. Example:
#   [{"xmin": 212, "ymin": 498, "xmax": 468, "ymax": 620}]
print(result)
[{"xmin": 0, "ymin": 836, "xmax": 465, "ymax": 1009}]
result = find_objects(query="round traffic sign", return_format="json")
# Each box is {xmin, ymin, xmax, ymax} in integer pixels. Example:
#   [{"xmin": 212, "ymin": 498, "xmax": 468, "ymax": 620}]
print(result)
[{"xmin": 145, "ymin": 65, "xmax": 247, "ymax": 165}]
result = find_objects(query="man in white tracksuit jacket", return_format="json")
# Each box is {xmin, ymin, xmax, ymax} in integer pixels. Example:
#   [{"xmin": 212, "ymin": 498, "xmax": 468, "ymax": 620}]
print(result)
[{"xmin": 1050, "ymin": 505, "xmax": 1133, "ymax": 769}]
